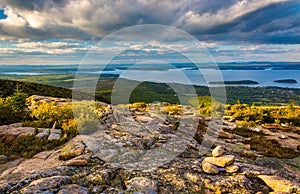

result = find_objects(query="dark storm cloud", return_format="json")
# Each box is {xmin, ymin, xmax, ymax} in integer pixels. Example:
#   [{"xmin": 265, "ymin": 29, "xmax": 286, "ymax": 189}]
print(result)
[
  {"xmin": 0, "ymin": 0, "xmax": 67, "ymax": 10},
  {"xmin": 0, "ymin": 0, "xmax": 298, "ymax": 44}
]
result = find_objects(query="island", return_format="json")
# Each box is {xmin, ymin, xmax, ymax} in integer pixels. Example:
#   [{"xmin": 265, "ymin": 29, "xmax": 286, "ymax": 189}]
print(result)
[
  {"xmin": 274, "ymin": 79, "xmax": 298, "ymax": 84},
  {"xmin": 209, "ymin": 80, "xmax": 259, "ymax": 85}
]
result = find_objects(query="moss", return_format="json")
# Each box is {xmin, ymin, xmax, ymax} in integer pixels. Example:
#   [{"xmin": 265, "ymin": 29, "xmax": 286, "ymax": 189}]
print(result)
[
  {"xmin": 59, "ymin": 145, "xmax": 76, "ymax": 160},
  {"xmin": 171, "ymin": 121, "xmax": 180, "ymax": 131},
  {"xmin": 242, "ymin": 137, "xmax": 299, "ymax": 159},
  {"xmin": 224, "ymin": 127, "xmax": 265, "ymax": 138},
  {"xmin": 0, "ymin": 135, "xmax": 66, "ymax": 160}
]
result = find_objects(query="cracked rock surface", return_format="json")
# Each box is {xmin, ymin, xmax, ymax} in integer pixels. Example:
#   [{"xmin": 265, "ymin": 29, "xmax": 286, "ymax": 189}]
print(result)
[{"xmin": 0, "ymin": 98, "xmax": 300, "ymax": 193}]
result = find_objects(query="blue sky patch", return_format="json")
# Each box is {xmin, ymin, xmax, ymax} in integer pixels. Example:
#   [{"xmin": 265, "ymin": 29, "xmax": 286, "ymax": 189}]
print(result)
[{"xmin": 0, "ymin": 9, "xmax": 7, "ymax": 19}]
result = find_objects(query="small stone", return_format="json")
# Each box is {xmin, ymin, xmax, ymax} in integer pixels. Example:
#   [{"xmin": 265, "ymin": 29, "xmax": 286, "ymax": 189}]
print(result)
[
  {"xmin": 225, "ymin": 164, "xmax": 239, "ymax": 173},
  {"xmin": 64, "ymin": 158, "xmax": 88, "ymax": 166},
  {"xmin": 254, "ymin": 127, "xmax": 261, "ymax": 133},
  {"xmin": 35, "ymin": 128, "xmax": 50, "ymax": 139},
  {"xmin": 279, "ymin": 135, "xmax": 287, "ymax": 139},
  {"xmin": 202, "ymin": 162, "xmax": 219, "ymax": 174},
  {"xmin": 203, "ymin": 155, "xmax": 235, "ymax": 167},
  {"xmin": 244, "ymin": 144, "xmax": 251, "ymax": 150},
  {"xmin": 64, "ymin": 155, "xmax": 90, "ymax": 167},
  {"xmin": 135, "ymin": 116, "xmax": 153, "ymax": 123},
  {"xmin": 111, "ymin": 124, "xmax": 118, "ymax": 129},
  {"xmin": 48, "ymin": 129, "xmax": 61, "ymax": 140},
  {"xmin": 212, "ymin": 146, "xmax": 225, "ymax": 157}
]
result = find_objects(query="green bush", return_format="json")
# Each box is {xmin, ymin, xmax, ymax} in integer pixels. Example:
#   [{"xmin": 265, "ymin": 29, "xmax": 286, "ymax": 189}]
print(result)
[
  {"xmin": 0, "ymin": 89, "xmax": 28, "ymax": 125},
  {"xmin": 0, "ymin": 135, "xmax": 65, "ymax": 159}
]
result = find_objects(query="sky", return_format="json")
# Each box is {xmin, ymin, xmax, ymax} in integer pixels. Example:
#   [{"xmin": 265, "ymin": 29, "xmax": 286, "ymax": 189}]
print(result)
[{"xmin": 0, "ymin": 0, "xmax": 299, "ymax": 65}]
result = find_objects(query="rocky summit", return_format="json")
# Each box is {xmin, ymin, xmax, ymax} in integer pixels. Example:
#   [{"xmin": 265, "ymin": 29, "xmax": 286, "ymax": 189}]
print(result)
[{"xmin": 0, "ymin": 96, "xmax": 300, "ymax": 193}]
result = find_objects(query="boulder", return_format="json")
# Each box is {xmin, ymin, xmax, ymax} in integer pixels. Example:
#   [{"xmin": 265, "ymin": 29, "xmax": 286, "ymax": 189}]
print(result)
[
  {"xmin": 203, "ymin": 155, "xmax": 235, "ymax": 167},
  {"xmin": 20, "ymin": 176, "xmax": 72, "ymax": 193},
  {"xmin": 202, "ymin": 162, "xmax": 219, "ymax": 174},
  {"xmin": 212, "ymin": 146, "xmax": 225, "ymax": 157},
  {"xmin": 0, "ymin": 125, "xmax": 35, "ymax": 141},
  {"xmin": 258, "ymin": 175, "xmax": 300, "ymax": 193}
]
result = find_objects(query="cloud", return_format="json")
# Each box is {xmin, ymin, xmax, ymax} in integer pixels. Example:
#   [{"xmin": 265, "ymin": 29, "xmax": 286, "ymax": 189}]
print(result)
[
  {"xmin": 0, "ymin": 0, "xmax": 298, "ymax": 44},
  {"xmin": 0, "ymin": 40, "xmax": 90, "ymax": 56},
  {"xmin": 0, "ymin": 0, "xmax": 67, "ymax": 11}
]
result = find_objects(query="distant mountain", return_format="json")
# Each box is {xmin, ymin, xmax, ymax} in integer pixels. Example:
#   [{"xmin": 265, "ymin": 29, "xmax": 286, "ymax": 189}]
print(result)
[{"xmin": 0, "ymin": 79, "xmax": 73, "ymax": 98}]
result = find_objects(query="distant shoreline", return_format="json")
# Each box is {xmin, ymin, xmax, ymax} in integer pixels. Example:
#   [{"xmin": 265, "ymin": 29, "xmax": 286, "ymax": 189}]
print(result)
[
  {"xmin": 274, "ymin": 79, "xmax": 297, "ymax": 84},
  {"xmin": 209, "ymin": 80, "xmax": 259, "ymax": 85},
  {"xmin": 0, "ymin": 62, "xmax": 299, "ymax": 88}
]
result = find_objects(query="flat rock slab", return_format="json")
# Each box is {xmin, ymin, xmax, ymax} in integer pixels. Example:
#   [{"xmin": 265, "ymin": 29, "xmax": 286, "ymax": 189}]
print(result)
[
  {"xmin": 203, "ymin": 155, "xmax": 235, "ymax": 167},
  {"xmin": 0, "ymin": 125, "xmax": 35, "ymax": 141},
  {"xmin": 20, "ymin": 175, "xmax": 72, "ymax": 193},
  {"xmin": 258, "ymin": 175, "xmax": 300, "ymax": 193}
]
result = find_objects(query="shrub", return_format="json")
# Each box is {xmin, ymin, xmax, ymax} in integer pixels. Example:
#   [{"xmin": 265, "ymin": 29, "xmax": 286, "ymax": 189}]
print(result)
[
  {"xmin": 30, "ymin": 101, "xmax": 73, "ymax": 128},
  {"xmin": 130, "ymin": 102, "xmax": 148, "ymax": 109},
  {"xmin": 0, "ymin": 135, "xmax": 65, "ymax": 159},
  {"xmin": 61, "ymin": 119, "xmax": 78, "ymax": 139},
  {"xmin": 72, "ymin": 101, "xmax": 101, "ymax": 135},
  {"xmin": 164, "ymin": 105, "xmax": 182, "ymax": 115},
  {"xmin": 0, "ymin": 89, "xmax": 28, "ymax": 125}
]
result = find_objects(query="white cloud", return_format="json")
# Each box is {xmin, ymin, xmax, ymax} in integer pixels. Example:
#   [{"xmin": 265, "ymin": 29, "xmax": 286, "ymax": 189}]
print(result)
[
  {"xmin": 174, "ymin": 0, "xmax": 288, "ymax": 33},
  {"xmin": 0, "ymin": 0, "xmax": 299, "ymax": 64},
  {"xmin": 0, "ymin": 0, "xmax": 293, "ymax": 41}
]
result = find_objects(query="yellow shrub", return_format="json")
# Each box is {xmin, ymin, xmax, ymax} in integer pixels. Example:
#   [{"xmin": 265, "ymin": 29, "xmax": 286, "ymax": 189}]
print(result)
[
  {"xmin": 164, "ymin": 105, "xmax": 182, "ymax": 115},
  {"xmin": 130, "ymin": 102, "xmax": 147, "ymax": 109}
]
